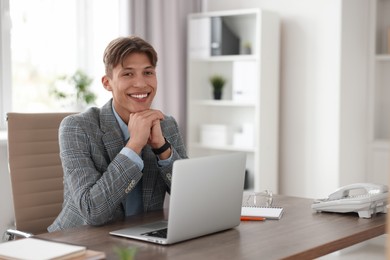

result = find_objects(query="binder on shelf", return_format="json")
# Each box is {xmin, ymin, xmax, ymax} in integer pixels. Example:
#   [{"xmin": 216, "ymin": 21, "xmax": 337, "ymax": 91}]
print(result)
[
  {"xmin": 188, "ymin": 17, "xmax": 211, "ymax": 59},
  {"xmin": 232, "ymin": 61, "xmax": 257, "ymax": 102},
  {"xmin": 210, "ymin": 16, "xmax": 240, "ymax": 56},
  {"xmin": 200, "ymin": 124, "xmax": 228, "ymax": 146}
]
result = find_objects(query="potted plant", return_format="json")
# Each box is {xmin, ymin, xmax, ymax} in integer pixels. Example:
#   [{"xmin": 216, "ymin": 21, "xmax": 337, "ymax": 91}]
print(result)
[
  {"xmin": 242, "ymin": 41, "xmax": 252, "ymax": 54},
  {"xmin": 50, "ymin": 69, "xmax": 97, "ymax": 110},
  {"xmin": 209, "ymin": 74, "xmax": 226, "ymax": 100},
  {"xmin": 114, "ymin": 246, "xmax": 137, "ymax": 260}
]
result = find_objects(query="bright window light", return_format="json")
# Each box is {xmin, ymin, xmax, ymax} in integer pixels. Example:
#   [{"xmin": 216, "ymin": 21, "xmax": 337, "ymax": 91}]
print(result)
[{"xmin": 9, "ymin": 0, "xmax": 121, "ymax": 112}]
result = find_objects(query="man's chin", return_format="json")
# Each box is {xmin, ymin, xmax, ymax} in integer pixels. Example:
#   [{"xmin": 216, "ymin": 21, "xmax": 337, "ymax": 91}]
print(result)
[{"xmin": 130, "ymin": 106, "xmax": 151, "ymax": 113}]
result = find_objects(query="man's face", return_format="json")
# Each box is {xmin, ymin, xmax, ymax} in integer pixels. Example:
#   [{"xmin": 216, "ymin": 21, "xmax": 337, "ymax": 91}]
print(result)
[{"xmin": 103, "ymin": 52, "xmax": 157, "ymax": 121}]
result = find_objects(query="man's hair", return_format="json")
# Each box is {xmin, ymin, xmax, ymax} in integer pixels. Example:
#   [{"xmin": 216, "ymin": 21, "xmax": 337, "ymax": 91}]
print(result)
[{"xmin": 103, "ymin": 36, "xmax": 158, "ymax": 77}]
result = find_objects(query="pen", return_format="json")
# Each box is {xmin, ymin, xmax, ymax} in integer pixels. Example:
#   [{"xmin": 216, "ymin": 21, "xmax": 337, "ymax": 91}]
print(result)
[{"xmin": 240, "ymin": 216, "xmax": 266, "ymax": 221}]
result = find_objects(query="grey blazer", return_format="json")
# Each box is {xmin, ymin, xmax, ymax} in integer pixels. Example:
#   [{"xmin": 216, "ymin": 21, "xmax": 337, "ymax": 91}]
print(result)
[{"xmin": 48, "ymin": 99, "xmax": 187, "ymax": 232}]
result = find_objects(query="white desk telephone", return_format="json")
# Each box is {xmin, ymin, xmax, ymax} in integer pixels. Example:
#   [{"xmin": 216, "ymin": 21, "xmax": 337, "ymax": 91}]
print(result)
[{"xmin": 311, "ymin": 183, "xmax": 388, "ymax": 218}]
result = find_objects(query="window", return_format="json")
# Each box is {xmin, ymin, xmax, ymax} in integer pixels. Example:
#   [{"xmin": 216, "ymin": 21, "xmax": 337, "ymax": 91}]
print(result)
[
  {"xmin": 0, "ymin": 0, "xmax": 126, "ymax": 129},
  {"xmin": 0, "ymin": 0, "xmax": 12, "ymax": 129}
]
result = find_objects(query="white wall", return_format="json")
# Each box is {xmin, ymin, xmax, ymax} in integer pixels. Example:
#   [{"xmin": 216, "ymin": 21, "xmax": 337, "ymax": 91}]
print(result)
[
  {"xmin": 205, "ymin": 0, "xmax": 369, "ymax": 198},
  {"xmin": 339, "ymin": 0, "xmax": 369, "ymax": 186}
]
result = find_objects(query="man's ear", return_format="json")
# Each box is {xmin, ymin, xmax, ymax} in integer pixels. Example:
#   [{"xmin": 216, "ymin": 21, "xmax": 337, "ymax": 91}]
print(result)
[{"xmin": 102, "ymin": 75, "xmax": 112, "ymax": 91}]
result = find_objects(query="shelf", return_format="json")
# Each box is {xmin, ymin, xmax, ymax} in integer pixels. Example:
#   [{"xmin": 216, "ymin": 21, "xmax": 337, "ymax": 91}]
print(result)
[
  {"xmin": 191, "ymin": 100, "xmax": 256, "ymax": 107},
  {"xmin": 189, "ymin": 8, "xmax": 260, "ymax": 18},
  {"xmin": 191, "ymin": 142, "xmax": 256, "ymax": 153},
  {"xmin": 187, "ymin": 8, "xmax": 280, "ymax": 192},
  {"xmin": 367, "ymin": 0, "xmax": 390, "ymax": 186}
]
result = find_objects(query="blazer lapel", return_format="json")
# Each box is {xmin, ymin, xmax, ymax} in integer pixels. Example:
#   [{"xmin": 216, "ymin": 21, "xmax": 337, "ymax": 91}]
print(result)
[{"xmin": 100, "ymin": 100, "xmax": 125, "ymax": 161}]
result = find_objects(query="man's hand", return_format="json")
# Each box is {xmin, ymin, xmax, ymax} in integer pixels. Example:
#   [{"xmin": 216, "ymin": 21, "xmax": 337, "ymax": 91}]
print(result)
[{"xmin": 126, "ymin": 109, "xmax": 165, "ymax": 155}]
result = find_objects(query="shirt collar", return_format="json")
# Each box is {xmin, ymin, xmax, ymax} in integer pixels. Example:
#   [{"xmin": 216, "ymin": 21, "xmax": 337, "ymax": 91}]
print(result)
[{"xmin": 112, "ymin": 104, "xmax": 130, "ymax": 141}]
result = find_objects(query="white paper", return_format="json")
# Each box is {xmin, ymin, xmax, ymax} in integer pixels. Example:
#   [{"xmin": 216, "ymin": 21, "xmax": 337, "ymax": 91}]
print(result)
[
  {"xmin": 241, "ymin": 206, "xmax": 283, "ymax": 219},
  {"xmin": 0, "ymin": 238, "xmax": 86, "ymax": 260}
]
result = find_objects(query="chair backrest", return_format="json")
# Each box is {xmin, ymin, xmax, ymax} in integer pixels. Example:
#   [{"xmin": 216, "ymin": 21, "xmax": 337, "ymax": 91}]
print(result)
[{"xmin": 7, "ymin": 112, "xmax": 73, "ymax": 235}]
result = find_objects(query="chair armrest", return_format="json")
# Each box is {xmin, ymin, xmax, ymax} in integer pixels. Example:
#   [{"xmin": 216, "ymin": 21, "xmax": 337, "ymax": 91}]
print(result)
[{"xmin": 4, "ymin": 229, "xmax": 33, "ymax": 241}]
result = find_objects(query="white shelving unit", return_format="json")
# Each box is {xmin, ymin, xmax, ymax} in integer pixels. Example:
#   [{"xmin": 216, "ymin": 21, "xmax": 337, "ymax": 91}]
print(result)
[
  {"xmin": 368, "ymin": 0, "xmax": 390, "ymax": 185},
  {"xmin": 186, "ymin": 9, "xmax": 280, "ymax": 192}
]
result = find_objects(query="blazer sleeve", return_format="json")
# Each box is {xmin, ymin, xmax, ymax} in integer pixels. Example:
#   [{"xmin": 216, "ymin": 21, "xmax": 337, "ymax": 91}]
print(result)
[
  {"xmin": 157, "ymin": 116, "xmax": 188, "ymax": 187},
  {"xmin": 59, "ymin": 115, "xmax": 143, "ymax": 226}
]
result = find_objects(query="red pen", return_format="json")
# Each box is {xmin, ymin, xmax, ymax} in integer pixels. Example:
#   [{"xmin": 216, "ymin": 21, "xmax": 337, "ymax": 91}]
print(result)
[{"xmin": 240, "ymin": 216, "xmax": 266, "ymax": 221}]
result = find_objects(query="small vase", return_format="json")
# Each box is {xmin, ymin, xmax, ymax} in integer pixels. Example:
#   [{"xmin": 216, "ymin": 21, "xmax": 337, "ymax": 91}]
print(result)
[
  {"xmin": 213, "ymin": 91, "xmax": 222, "ymax": 100},
  {"xmin": 242, "ymin": 46, "xmax": 252, "ymax": 55}
]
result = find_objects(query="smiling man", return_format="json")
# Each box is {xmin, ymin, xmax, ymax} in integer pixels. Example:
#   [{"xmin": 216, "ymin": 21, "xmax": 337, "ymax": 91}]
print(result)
[{"xmin": 48, "ymin": 36, "xmax": 188, "ymax": 232}]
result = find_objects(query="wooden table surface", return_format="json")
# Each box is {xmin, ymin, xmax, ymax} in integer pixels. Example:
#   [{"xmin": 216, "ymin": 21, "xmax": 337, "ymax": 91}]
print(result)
[{"xmin": 36, "ymin": 195, "xmax": 386, "ymax": 260}]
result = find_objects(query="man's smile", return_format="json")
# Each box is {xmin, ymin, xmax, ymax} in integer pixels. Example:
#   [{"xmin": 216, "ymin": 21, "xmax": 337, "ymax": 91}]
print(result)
[{"xmin": 128, "ymin": 93, "xmax": 149, "ymax": 99}]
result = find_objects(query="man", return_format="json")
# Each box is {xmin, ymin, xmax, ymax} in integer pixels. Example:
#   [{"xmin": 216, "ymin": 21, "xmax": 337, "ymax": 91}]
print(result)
[{"xmin": 48, "ymin": 36, "xmax": 187, "ymax": 232}]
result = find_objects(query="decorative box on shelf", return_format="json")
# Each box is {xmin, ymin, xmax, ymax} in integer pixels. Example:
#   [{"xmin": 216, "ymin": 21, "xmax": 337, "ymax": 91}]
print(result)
[{"xmin": 200, "ymin": 124, "xmax": 233, "ymax": 146}]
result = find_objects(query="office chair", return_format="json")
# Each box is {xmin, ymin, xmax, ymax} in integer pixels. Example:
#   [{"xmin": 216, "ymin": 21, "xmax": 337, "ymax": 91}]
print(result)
[{"xmin": 4, "ymin": 112, "xmax": 73, "ymax": 240}]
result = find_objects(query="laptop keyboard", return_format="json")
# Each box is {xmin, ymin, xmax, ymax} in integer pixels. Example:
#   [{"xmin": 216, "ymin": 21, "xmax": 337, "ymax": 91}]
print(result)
[{"xmin": 141, "ymin": 228, "xmax": 168, "ymax": 238}]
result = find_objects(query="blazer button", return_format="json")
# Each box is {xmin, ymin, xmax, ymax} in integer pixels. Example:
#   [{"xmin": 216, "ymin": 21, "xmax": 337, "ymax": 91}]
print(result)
[
  {"xmin": 166, "ymin": 173, "xmax": 172, "ymax": 181},
  {"xmin": 125, "ymin": 180, "xmax": 137, "ymax": 193}
]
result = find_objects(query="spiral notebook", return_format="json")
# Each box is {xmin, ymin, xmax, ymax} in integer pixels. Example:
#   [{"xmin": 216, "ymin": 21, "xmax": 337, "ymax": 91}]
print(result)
[
  {"xmin": 241, "ymin": 191, "xmax": 284, "ymax": 219},
  {"xmin": 241, "ymin": 206, "xmax": 284, "ymax": 219}
]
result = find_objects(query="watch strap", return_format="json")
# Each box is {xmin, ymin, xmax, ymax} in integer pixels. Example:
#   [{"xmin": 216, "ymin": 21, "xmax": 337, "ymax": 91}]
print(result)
[{"xmin": 152, "ymin": 137, "xmax": 171, "ymax": 155}]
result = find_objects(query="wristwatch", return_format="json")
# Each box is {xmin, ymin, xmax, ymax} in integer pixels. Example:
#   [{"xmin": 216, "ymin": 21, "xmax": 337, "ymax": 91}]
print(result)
[{"xmin": 152, "ymin": 137, "xmax": 171, "ymax": 155}]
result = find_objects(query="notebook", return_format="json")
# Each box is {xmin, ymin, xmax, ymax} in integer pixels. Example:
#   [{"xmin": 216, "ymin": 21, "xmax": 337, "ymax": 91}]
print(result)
[
  {"xmin": 241, "ymin": 206, "xmax": 284, "ymax": 220},
  {"xmin": 110, "ymin": 152, "xmax": 247, "ymax": 245},
  {"xmin": 0, "ymin": 238, "xmax": 86, "ymax": 260}
]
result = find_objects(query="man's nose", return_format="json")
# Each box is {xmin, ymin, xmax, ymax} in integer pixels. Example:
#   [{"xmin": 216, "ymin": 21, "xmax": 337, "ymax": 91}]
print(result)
[{"xmin": 132, "ymin": 74, "xmax": 147, "ymax": 88}]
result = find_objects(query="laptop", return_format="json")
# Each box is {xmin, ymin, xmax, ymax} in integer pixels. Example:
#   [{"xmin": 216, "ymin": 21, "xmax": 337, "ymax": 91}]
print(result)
[{"xmin": 109, "ymin": 152, "xmax": 246, "ymax": 245}]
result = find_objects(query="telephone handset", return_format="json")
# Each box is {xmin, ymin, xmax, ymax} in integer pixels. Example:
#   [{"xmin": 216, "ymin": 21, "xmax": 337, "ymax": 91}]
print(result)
[{"xmin": 311, "ymin": 183, "xmax": 388, "ymax": 218}]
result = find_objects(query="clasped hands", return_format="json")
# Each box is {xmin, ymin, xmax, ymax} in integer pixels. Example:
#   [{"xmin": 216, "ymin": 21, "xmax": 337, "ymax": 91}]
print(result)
[{"xmin": 125, "ymin": 109, "xmax": 170, "ymax": 158}]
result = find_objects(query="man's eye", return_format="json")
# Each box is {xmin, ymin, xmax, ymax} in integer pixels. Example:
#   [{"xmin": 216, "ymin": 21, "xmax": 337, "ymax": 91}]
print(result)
[{"xmin": 145, "ymin": 71, "xmax": 154, "ymax": 75}]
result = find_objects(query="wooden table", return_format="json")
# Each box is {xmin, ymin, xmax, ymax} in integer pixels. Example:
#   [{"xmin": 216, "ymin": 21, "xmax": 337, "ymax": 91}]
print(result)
[{"xmin": 36, "ymin": 195, "xmax": 386, "ymax": 260}]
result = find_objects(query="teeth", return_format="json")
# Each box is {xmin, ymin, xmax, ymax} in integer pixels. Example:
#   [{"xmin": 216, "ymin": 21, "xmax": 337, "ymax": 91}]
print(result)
[{"xmin": 130, "ymin": 93, "xmax": 148, "ymax": 99}]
